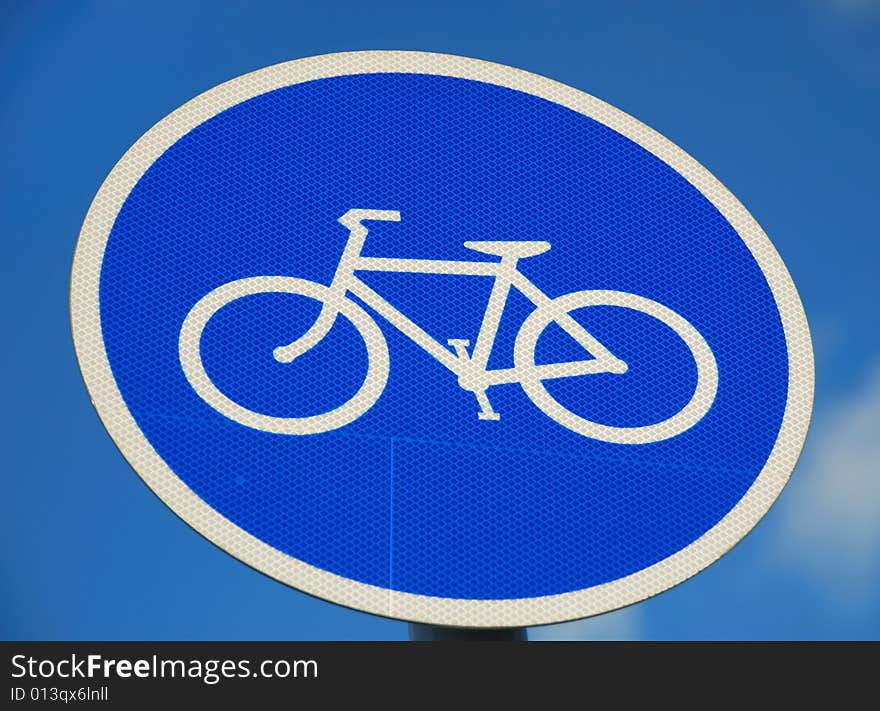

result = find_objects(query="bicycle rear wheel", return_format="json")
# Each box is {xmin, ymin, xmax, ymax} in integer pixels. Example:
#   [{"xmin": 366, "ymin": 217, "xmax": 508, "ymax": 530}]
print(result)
[{"xmin": 513, "ymin": 289, "xmax": 717, "ymax": 444}]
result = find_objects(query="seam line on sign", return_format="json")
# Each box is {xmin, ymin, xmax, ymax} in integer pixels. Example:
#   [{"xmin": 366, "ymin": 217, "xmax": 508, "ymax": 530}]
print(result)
[
  {"xmin": 136, "ymin": 411, "xmax": 757, "ymax": 478},
  {"xmin": 389, "ymin": 437, "xmax": 395, "ymax": 616}
]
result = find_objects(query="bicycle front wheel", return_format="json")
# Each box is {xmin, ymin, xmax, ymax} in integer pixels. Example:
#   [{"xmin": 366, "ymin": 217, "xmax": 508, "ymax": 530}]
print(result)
[
  {"xmin": 179, "ymin": 276, "xmax": 389, "ymax": 435},
  {"xmin": 513, "ymin": 289, "xmax": 717, "ymax": 444}
]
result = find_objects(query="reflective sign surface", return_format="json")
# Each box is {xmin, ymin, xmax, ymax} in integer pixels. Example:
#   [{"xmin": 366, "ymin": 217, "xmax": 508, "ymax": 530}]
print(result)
[{"xmin": 71, "ymin": 52, "xmax": 813, "ymax": 626}]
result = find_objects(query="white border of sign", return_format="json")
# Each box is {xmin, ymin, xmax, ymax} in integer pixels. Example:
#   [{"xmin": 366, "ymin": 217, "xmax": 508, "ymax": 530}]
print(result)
[{"xmin": 70, "ymin": 51, "xmax": 814, "ymax": 628}]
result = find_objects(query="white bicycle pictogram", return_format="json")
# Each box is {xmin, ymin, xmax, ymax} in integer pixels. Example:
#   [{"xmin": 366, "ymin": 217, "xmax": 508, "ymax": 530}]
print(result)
[{"xmin": 180, "ymin": 209, "xmax": 718, "ymax": 444}]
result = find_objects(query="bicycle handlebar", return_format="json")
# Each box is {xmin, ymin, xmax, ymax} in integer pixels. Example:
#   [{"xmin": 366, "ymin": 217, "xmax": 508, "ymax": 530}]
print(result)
[{"xmin": 338, "ymin": 209, "xmax": 401, "ymax": 230}]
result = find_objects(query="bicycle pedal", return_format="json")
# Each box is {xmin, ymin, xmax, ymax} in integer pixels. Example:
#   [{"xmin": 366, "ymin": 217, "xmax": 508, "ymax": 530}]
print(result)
[
  {"xmin": 447, "ymin": 339, "xmax": 472, "ymax": 360},
  {"xmin": 474, "ymin": 391, "xmax": 500, "ymax": 421}
]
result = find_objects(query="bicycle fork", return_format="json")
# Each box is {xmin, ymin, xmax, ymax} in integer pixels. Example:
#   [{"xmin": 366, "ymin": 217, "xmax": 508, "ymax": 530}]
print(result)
[{"xmin": 273, "ymin": 209, "xmax": 401, "ymax": 364}]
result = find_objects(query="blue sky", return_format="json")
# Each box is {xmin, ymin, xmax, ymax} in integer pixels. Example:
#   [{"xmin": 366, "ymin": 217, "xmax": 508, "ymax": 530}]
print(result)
[{"xmin": 1, "ymin": 1, "xmax": 878, "ymax": 640}]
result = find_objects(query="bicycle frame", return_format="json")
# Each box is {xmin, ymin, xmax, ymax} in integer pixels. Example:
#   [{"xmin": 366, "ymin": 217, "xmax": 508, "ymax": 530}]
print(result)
[{"xmin": 274, "ymin": 210, "xmax": 625, "ymax": 402}]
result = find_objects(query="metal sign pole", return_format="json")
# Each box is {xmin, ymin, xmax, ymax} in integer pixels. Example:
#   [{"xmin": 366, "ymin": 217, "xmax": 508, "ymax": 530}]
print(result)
[{"xmin": 409, "ymin": 624, "xmax": 527, "ymax": 641}]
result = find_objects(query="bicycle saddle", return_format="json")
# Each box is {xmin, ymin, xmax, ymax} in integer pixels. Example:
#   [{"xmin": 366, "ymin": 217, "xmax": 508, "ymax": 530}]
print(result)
[{"xmin": 463, "ymin": 241, "xmax": 551, "ymax": 259}]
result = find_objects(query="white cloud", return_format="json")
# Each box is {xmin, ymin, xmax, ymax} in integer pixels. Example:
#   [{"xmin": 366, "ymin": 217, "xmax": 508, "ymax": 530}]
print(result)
[
  {"xmin": 812, "ymin": 0, "xmax": 880, "ymax": 21},
  {"xmin": 530, "ymin": 605, "xmax": 642, "ymax": 641},
  {"xmin": 772, "ymin": 360, "xmax": 880, "ymax": 602},
  {"xmin": 808, "ymin": 0, "xmax": 880, "ymax": 81}
]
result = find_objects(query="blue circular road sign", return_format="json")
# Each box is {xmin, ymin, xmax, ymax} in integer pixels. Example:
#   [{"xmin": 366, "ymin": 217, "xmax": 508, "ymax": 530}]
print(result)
[{"xmin": 71, "ymin": 52, "xmax": 813, "ymax": 627}]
